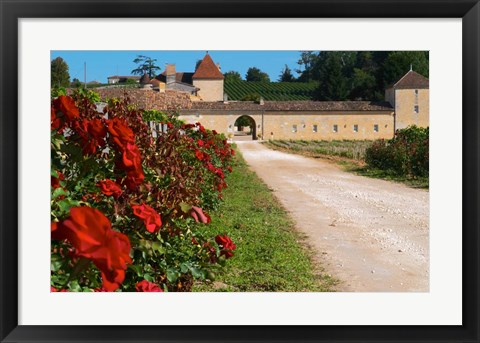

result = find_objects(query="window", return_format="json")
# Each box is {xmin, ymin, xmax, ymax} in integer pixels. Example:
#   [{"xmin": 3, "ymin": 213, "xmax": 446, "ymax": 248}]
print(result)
[
  {"xmin": 414, "ymin": 105, "xmax": 419, "ymax": 113},
  {"xmin": 353, "ymin": 124, "xmax": 358, "ymax": 132},
  {"xmin": 333, "ymin": 124, "xmax": 338, "ymax": 133},
  {"xmin": 292, "ymin": 125, "xmax": 297, "ymax": 133},
  {"xmin": 374, "ymin": 124, "xmax": 379, "ymax": 132},
  {"xmin": 313, "ymin": 124, "xmax": 318, "ymax": 133},
  {"xmin": 414, "ymin": 89, "xmax": 419, "ymax": 95}
]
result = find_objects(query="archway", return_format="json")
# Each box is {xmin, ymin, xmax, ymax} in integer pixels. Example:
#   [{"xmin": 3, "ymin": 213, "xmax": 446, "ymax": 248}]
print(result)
[{"xmin": 233, "ymin": 115, "xmax": 257, "ymax": 141}]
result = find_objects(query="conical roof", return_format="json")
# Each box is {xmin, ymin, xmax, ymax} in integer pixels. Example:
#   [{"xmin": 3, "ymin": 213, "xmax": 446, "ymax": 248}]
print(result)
[
  {"xmin": 392, "ymin": 70, "xmax": 429, "ymax": 89},
  {"xmin": 192, "ymin": 53, "xmax": 224, "ymax": 80}
]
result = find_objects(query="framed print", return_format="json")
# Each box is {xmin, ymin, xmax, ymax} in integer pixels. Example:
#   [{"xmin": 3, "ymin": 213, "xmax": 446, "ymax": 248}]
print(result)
[{"xmin": 1, "ymin": 0, "xmax": 479, "ymax": 342}]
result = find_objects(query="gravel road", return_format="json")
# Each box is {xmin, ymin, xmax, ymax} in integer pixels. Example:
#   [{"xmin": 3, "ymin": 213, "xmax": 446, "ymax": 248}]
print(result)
[{"xmin": 237, "ymin": 141, "xmax": 429, "ymax": 292}]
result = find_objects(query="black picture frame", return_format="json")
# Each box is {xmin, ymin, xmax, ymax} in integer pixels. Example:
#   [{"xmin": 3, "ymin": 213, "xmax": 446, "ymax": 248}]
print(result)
[{"xmin": 1, "ymin": 1, "xmax": 479, "ymax": 342}]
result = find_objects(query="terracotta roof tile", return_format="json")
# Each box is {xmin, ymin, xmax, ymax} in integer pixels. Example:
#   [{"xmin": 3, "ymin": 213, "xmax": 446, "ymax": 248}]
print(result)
[
  {"xmin": 189, "ymin": 101, "xmax": 393, "ymax": 112},
  {"xmin": 392, "ymin": 70, "xmax": 429, "ymax": 89},
  {"xmin": 192, "ymin": 54, "xmax": 224, "ymax": 80}
]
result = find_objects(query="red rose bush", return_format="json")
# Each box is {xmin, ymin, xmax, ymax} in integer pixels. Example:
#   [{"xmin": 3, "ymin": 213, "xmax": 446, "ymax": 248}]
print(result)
[{"xmin": 51, "ymin": 91, "xmax": 236, "ymax": 292}]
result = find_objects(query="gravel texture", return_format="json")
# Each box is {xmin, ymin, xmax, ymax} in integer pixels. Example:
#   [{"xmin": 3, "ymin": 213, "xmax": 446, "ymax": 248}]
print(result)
[{"xmin": 237, "ymin": 141, "xmax": 429, "ymax": 292}]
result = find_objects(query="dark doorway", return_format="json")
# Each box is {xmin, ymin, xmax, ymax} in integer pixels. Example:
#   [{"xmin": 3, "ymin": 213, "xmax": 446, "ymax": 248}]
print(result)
[{"xmin": 234, "ymin": 115, "xmax": 257, "ymax": 140}]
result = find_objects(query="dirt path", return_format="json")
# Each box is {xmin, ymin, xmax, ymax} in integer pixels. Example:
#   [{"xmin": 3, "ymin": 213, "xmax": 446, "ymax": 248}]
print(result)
[{"xmin": 237, "ymin": 141, "xmax": 429, "ymax": 292}]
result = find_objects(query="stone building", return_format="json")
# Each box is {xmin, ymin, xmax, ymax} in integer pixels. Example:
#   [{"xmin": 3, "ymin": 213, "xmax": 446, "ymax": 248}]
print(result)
[
  {"xmin": 178, "ymin": 66, "xmax": 429, "ymax": 141},
  {"xmin": 104, "ymin": 53, "xmax": 429, "ymax": 141}
]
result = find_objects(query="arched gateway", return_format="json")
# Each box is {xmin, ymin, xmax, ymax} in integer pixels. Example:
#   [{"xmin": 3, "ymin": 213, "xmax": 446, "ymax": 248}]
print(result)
[{"xmin": 233, "ymin": 115, "xmax": 257, "ymax": 140}]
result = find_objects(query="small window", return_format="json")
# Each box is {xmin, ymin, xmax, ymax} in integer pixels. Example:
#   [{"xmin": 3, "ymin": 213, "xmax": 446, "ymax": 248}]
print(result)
[
  {"xmin": 313, "ymin": 124, "xmax": 318, "ymax": 133},
  {"xmin": 353, "ymin": 124, "xmax": 358, "ymax": 132},
  {"xmin": 333, "ymin": 124, "xmax": 338, "ymax": 133},
  {"xmin": 374, "ymin": 124, "xmax": 379, "ymax": 132},
  {"xmin": 414, "ymin": 89, "xmax": 419, "ymax": 95},
  {"xmin": 414, "ymin": 105, "xmax": 419, "ymax": 113},
  {"xmin": 292, "ymin": 125, "xmax": 297, "ymax": 133}
]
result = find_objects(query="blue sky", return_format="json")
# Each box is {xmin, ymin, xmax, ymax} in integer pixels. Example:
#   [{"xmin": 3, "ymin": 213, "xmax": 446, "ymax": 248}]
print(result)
[{"xmin": 50, "ymin": 51, "xmax": 305, "ymax": 84}]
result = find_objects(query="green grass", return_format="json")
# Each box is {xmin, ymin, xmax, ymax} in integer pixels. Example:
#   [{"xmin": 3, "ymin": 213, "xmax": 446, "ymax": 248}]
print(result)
[
  {"xmin": 192, "ymin": 147, "xmax": 336, "ymax": 292},
  {"xmin": 263, "ymin": 140, "xmax": 429, "ymax": 189}
]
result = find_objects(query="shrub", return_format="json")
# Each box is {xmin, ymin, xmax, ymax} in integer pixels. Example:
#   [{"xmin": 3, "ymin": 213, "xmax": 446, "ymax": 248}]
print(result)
[
  {"xmin": 51, "ymin": 93, "xmax": 235, "ymax": 292},
  {"xmin": 365, "ymin": 125, "xmax": 429, "ymax": 178}
]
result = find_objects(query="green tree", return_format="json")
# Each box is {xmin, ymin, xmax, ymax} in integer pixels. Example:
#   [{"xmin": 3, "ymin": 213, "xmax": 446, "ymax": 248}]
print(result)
[
  {"xmin": 195, "ymin": 59, "xmax": 202, "ymax": 71},
  {"xmin": 383, "ymin": 51, "xmax": 429, "ymax": 86},
  {"xmin": 314, "ymin": 52, "xmax": 350, "ymax": 100},
  {"xmin": 245, "ymin": 67, "xmax": 270, "ymax": 82},
  {"xmin": 70, "ymin": 78, "xmax": 82, "ymax": 88},
  {"xmin": 224, "ymin": 71, "xmax": 243, "ymax": 82},
  {"xmin": 51, "ymin": 57, "xmax": 70, "ymax": 88},
  {"xmin": 278, "ymin": 65, "xmax": 295, "ymax": 82},
  {"xmin": 131, "ymin": 55, "xmax": 161, "ymax": 79},
  {"xmin": 295, "ymin": 51, "xmax": 320, "ymax": 82}
]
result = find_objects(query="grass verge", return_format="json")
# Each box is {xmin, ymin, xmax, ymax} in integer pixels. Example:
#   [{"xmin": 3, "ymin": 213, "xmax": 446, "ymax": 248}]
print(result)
[
  {"xmin": 192, "ymin": 146, "xmax": 336, "ymax": 292},
  {"xmin": 263, "ymin": 140, "xmax": 428, "ymax": 189}
]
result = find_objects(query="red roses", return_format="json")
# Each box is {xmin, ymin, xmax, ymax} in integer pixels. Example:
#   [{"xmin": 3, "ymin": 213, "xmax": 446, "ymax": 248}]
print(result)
[
  {"xmin": 135, "ymin": 280, "xmax": 163, "ymax": 292},
  {"xmin": 96, "ymin": 179, "xmax": 123, "ymax": 198},
  {"xmin": 107, "ymin": 118, "xmax": 144, "ymax": 190},
  {"xmin": 215, "ymin": 234, "xmax": 236, "ymax": 259},
  {"xmin": 132, "ymin": 204, "xmax": 162, "ymax": 233},
  {"xmin": 52, "ymin": 207, "xmax": 132, "ymax": 292}
]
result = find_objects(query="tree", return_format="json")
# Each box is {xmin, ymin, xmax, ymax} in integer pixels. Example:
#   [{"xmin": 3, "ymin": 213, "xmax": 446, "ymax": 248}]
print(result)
[
  {"xmin": 383, "ymin": 51, "xmax": 429, "ymax": 86},
  {"xmin": 51, "ymin": 57, "xmax": 70, "ymax": 88},
  {"xmin": 314, "ymin": 52, "xmax": 350, "ymax": 101},
  {"xmin": 195, "ymin": 59, "xmax": 202, "ymax": 71},
  {"xmin": 278, "ymin": 65, "xmax": 295, "ymax": 82},
  {"xmin": 295, "ymin": 51, "xmax": 320, "ymax": 82},
  {"xmin": 224, "ymin": 71, "xmax": 243, "ymax": 82},
  {"xmin": 245, "ymin": 67, "xmax": 270, "ymax": 82},
  {"xmin": 131, "ymin": 55, "xmax": 161, "ymax": 79},
  {"xmin": 71, "ymin": 78, "xmax": 82, "ymax": 88},
  {"xmin": 241, "ymin": 93, "xmax": 262, "ymax": 102}
]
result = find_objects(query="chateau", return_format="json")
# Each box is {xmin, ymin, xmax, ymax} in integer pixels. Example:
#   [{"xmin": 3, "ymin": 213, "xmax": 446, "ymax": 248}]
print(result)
[{"xmin": 107, "ymin": 53, "xmax": 429, "ymax": 141}]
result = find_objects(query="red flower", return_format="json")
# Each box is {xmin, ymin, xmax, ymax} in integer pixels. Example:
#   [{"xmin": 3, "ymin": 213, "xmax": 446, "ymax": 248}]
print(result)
[
  {"xmin": 88, "ymin": 118, "xmax": 107, "ymax": 147},
  {"xmin": 135, "ymin": 280, "xmax": 163, "ymax": 292},
  {"xmin": 53, "ymin": 95, "xmax": 80, "ymax": 122},
  {"xmin": 116, "ymin": 143, "xmax": 144, "ymax": 190},
  {"xmin": 197, "ymin": 140, "xmax": 204, "ymax": 147},
  {"xmin": 195, "ymin": 149, "xmax": 204, "ymax": 161},
  {"xmin": 231, "ymin": 149, "xmax": 235, "ymax": 156},
  {"xmin": 51, "ymin": 171, "xmax": 64, "ymax": 189},
  {"xmin": 215, "ymin": 234, "xmax": 236, "ymax": 259},
  {"xmin": 51, "ymin": 107, "xmax": 63, "ymax": 131},
  {"xmin": 51, "ymin": 286, "xmax": 68, "ymax": 292},
  {"xmin": 52, "ymin": 207, "xmax": 132, "ymax": 292},
  {"xmin": 190, "ymin": 206, "xmax": 211, "ymax": 224},
  {"xmin": 96, "ymin": 179, "xmax": 123, "ymax": 199},
  {"xmin": 107, "ymin": 117, "xmax": 135, "ymax": 150},
  {"xmin": 132, "ymin": 204, "xmax": 162, "ymax": 233}
]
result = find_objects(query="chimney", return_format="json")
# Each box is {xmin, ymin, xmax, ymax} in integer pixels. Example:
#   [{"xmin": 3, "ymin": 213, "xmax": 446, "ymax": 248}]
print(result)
[
  {"xmin": 216, "ymin": 63, "xmax": 221, "ymax": 71},
  {"xmin": 259, "ymin": 97, "xmax": 264, "ymax": 105},
  {"xmin": 166, "ymin": 64, "xmax": 176, "ymax": 84}
]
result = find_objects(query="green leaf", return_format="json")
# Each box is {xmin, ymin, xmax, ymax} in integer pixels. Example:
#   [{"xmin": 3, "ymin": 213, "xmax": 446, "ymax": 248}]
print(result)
[
  {"xmin": 166, "ymin": 268, "xmax": 180, "ymax": 283},
  {"xmin": 52, "ymin": 187, "xmax": 67, "ymax": 199},
  {"xmin": 179, "ymin": 202, "xmax": 192, "ymax": 213},
  {"xmin": 143, "ymin": 274, "xmax": 154, "ymax": 282}
]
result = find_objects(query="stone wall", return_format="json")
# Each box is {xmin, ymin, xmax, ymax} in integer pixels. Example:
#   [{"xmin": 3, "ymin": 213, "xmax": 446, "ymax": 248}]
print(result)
[
  {"xmin": 93, "ymin": 88, "xmax": 192, "ymax": 112},
  {"xmin": 180, "ymin": 110, "xmax": 395, "ymax": 140},
  {"xmin": 394, "ymin": 89, "xmax": 429, "ymax": 130}
]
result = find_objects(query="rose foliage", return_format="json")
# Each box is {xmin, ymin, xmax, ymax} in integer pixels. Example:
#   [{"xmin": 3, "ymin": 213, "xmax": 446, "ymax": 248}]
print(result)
[{"xmin": 51, "ymin": 92, "xmax": 236, "ymax": 292}]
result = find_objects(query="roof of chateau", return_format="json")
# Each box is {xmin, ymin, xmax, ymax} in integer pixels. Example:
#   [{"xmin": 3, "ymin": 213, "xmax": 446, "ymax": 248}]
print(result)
[
  {"xmin": 156, "ymin": 72, "xmax": 194, "ymax": 85},
  {"xmin": 192, "ymin": 53, "xmax": 224, "ymax": 80},
  {"xmin": 189, "ymin": 101, "xmax": 393, "ymax": 112},
  {"xmin": 391, "ymin": 70, "xmax": 429, "ymax": 89}
]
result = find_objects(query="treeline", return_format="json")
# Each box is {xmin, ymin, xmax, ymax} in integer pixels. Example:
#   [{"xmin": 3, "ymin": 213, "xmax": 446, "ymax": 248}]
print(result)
[{"xmin": 226, "ymin": 51, "xmax": 429, "ymax": 102}]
